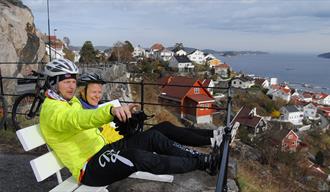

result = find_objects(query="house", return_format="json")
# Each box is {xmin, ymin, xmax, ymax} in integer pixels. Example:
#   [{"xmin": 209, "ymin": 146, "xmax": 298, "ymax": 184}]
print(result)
[
  {"xmin": 271, "ymin": 128, "xmax": 300, "ymax": 152},
  {"xmin": 168, "ymin": 55, "xmax": 194, "ymax": 72},
  {"xmin": 313, "ymin": 93, "xmax": 330, "ymax": 106},
  {"xmin": 172, "ymin": 48, "xmax": 187, "ymax": 56},
  {"xmin": 319, "ymin": 107, "xmax": 330, "ymax": 118},
  {"xmin": 212, "ymin": 63, "xmax": 230, "ymax": 78},
  {"xmin": 44, "ymin": 35, "xmax": 65, "ymax": 59},
  {"xmin": 254, "ymin": 78, "xmax": 270, "ymax": 89},
  {"xmin": 150, "ymin": 43, "xmax": 165, "ymax": 53},
  {"xmin": 280, "ymin": 105, "xmax": 304, "ymax": 125},
  {"xmin": 267, "ymin": 85, "xmax": 291, "ymax": 102},
  {"xmin": 132, "ymin": 45, "xmax": 146, "ymax": 58},
  {"xmin": 232, "ymin": 106, "xmax": 268, "ymax": 137},
  {"xmin": 159, "ymin": 49, "xmax": 174, "ymax": 61},
  {"xmin": 187, "ymin": 49, "xmax": 205, "ymax": 64},
  {"xmin": 303, "ymin": 103, "xmax": 318, "ymax": 119},
  {"xmin": 302, "ymin": 92, "xmax": 314, "ymax": 102},
  {"xmin": 202, "ymin": 79, "xmax": 215, "ymax": 96},
  {"xmin": 204, "ymin": 53, "xmax": 216, "ymax": 60},
  {"xmin": 159, "ymin": 76, "xmax": 215, "ymax": 124},
  {"xmin": 231, "ymin": 75, "xmax": 255, "ymax": 89},
  {"xmin": 208, "ymin": 58, "xmax": 223, "ymax": 67}
]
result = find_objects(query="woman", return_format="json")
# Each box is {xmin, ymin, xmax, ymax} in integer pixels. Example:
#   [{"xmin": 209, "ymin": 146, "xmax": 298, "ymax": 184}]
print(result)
[{"xmin": 77, "ymin": 72, "xmax": 224, "ymax": 148}]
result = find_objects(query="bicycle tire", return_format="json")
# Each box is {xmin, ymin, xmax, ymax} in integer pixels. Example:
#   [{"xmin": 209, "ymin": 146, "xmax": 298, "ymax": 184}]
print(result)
[
  {"xmin": 12, "ymin": 93, "xmax": 44, "ymax": 130},
  {"xmin": 0, "ymin": 95, "xmax": 8, "ymax": 129}
]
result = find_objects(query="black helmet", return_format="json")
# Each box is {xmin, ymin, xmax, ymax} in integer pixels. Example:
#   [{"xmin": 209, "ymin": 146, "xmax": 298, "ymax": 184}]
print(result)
[{"xmin": 78, "ymin": 72, "xmax": 106, "ymax": 86}]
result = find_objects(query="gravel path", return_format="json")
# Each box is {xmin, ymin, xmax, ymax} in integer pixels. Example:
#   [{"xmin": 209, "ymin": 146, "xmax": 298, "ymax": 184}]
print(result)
[{"xmin": 0, "ymin": 153, "xmax": 64, "ymax": 192}]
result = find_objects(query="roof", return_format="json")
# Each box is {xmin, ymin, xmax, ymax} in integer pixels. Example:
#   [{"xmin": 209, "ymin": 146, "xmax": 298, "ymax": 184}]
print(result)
[
  {"xmin": 283, "ymin": 105, "xmax": 300, "ymax": 113},
  {"xmin": 215, "ymin": 63, "xmax": 229, "ymax": 68},
  {"xmin": 232, "ymin": 106, "xmax": 262, "ymax": 128},
  {"xmin": 150, "ymin": 43, "xmax": 164, "ymax": 51},
  {"xmin": 254, "ymin": 78, "xmax": 266, "ymax": 86},
  {"xmin": 174, "ymin": 55, "xmax": 191, "ymax": 63},
  {"xmin": 158, "ymin": 76, "xmax": 172, "ymax": 86},
  {"xmin": 160, "ymin": 76, "xmax": 198, "ymax": 100},
  {"xmin": 233, "ymin": 76, "xmax": 254, "ymax": 82},
  {"xmin": 202, "ymin": 79, "xmax": 211, "ymax": 87},
  {"xmin": 186, "ymin": 94, "xmax": 214, "ymax": 103},
  {"xmin": 271, "ymin": 128, "xmax": 296, "ymax": 143}
]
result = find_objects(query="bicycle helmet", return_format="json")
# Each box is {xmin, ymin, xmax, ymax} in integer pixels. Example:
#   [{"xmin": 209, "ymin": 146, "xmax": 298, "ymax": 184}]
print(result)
[
  {"xmin": 44, "ymin": 58, "xmax": 79, "ymax": 77},
  {"xmin": 78, "ymin": 72, "xmax": 106, "ymax": 86}
]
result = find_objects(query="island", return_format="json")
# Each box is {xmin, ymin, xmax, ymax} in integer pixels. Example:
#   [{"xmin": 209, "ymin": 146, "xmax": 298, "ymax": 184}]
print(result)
[{"xmin": 318, "ymin": 52, "xmax": 330, "ymax": 59}]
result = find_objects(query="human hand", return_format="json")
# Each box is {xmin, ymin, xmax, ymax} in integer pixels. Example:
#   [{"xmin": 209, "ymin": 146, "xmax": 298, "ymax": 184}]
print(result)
[{"xmin": 111, "ymin": 103, "xmax": 140, "ymax": 122}]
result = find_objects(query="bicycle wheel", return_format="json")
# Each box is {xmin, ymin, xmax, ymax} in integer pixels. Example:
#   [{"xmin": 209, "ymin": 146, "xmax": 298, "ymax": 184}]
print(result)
[
  {"xmin": 0, "ymin": 95, "xmax": 7, "ymax": 129},
  {"xmin": 12, "ymin": 93, "xmax": 44, "ymax": 130}
]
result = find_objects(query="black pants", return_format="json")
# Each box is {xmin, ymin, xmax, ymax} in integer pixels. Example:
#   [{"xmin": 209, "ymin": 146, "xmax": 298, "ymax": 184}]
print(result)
[
  {"xmin": 81, "ymin": 129, "xmax": 206, "ymax": 186},
  {"xmin": 149, "ymin": 121, "xmax": 213, "ymax": 146}
]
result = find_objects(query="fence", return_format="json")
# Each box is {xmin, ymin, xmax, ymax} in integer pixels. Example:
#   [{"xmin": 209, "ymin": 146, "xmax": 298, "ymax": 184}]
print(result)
[{"xmin": 0, "ymin": 62, "xmax": 233, "ymax": 192}]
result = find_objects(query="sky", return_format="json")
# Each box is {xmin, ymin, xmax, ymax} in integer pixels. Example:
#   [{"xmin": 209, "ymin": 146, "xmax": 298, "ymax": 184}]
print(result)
[{"xmin": 22, "ymin": 0, "xmax": 330, "ymax": 53}]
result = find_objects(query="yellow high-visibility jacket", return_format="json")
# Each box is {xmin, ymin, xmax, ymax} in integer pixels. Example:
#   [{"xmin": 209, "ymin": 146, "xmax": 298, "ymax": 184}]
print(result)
[{"xmin": 40, "ymin": 96, "xmax": 114, "ymax": 181}]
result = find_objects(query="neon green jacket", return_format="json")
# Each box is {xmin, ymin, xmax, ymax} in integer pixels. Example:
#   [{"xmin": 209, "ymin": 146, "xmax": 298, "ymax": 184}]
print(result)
[{"xmin": 40, "ymin": 96, "xmax": 113, "ymax": 181}]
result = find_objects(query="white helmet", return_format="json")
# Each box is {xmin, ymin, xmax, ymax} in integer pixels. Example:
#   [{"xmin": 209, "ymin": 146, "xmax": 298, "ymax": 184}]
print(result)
[{"xmin": 44, "ymin": 58, "xmax": 79, "ymax": 77}]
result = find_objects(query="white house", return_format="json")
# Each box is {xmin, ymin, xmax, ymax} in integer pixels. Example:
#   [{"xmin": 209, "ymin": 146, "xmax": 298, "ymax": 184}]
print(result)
[
  {"xmin": 159, "ymin": 49, "xmax": 174, "ymax": 61},
  {"xmin": 254, "ymin": 78, "xmax": 270, "ymax": 89},
  {"xmin": 202, "ymin": 79, "xmax": 216, "ymax": 95},
  {"xmin": 231, "ymin": 76, "xmax": 255, "ymax": 89},
  {"xmin": 270, "ymin": 78, "xmax": 278, "ymax": 85},
  {"xmin": 267, "ymin": 85, "xmax": 291, "ymax": 103},
  {"xmin": 46, "ymin": 44, "xmax": 64, "ymax": 59},
  {"xmin": 174, "ymin": 49, "xmax": 187, "ymax": 56},
  {"xmin": 187, "ymin": 49, "xmax": 205, "ymax": 64},
  {"xmin": 313, "ymin": 93, "xmax": 330, "ymax": 106},
  {"xmin": 132, "ymin": 45, "xmax": 146, "ymax": 58},
  {"xmin": 280, "ymin": 105, "xmax": 304, "ymax": 125},
  {"xmin": 204, "ymin": 53, "xmax": 216, "ymax": 60},
  {"xmin": 169, "ymin": 55, "xmax": 194, "ymax": 72},
  {"xmin": 302, "ymin": 103, "xmax": 318, "ymax": 119}
]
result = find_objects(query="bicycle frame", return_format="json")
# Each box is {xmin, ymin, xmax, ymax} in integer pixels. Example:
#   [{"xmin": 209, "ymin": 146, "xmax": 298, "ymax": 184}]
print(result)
[{"xmin": 25, "ymin": 73, "xmax": 48, "ymax": 118}]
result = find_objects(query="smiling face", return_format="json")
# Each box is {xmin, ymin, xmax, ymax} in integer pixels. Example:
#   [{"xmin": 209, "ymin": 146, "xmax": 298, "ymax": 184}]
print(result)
[
  {"xmin": 85, "ymin": 83, "xmax": 103, "ymax": 106},
  {"xmin": 58, "ymin": 78, "xmax": 77, "ymax": 100}
]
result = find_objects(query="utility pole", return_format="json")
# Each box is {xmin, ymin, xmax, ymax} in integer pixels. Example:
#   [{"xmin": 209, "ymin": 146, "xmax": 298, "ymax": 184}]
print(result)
[{"xmin": 47, "ymin": 0, "xmax": 51, "ymax": 61}]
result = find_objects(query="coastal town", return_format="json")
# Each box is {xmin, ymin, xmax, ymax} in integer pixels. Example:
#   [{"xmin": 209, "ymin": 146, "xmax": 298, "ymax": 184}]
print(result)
[{"xmin": 41, "ymin": 34, "xmax": 330, "ymax": 190}]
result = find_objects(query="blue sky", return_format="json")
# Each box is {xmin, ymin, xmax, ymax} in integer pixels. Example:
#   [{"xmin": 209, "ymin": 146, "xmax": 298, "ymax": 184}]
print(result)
[{"xmin": 22, "ymin": 0, "xmax": 330, "ymax": 53}]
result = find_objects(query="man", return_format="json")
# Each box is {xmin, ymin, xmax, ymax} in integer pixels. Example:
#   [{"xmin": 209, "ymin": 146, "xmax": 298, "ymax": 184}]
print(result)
[{"xmin": 40, "ymin": 58, "xmax": 220, "ymax": 186}]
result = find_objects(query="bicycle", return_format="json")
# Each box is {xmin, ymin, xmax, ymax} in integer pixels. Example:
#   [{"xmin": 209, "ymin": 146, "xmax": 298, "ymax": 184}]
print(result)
[{"xmin": 11, "ymin": 71, "xmax": 48, "ymax": 130}]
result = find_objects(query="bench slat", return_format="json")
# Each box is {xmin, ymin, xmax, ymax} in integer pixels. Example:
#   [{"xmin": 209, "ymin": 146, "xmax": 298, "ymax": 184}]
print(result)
[
  {"xmin": 16, "ymin": 124, "xmax": 45, "ymax": 151},
  {"xmin": 74, "ymin": 185, "xmax": 108, "ymax": 192},
  {"xmin": 30, "ymin": 151, "xmax": 64, "ymax": 182},
  {"xmin": 129, "ymin": 171, "xmax": 174, "ymax": 183},
  {"xmin": 49, "ymin": 176, "xmax": 79, "ymax": 192}
]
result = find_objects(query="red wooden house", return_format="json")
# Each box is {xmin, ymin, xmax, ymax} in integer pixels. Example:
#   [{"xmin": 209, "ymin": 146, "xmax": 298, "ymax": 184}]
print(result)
[
  {"xmin": 271, "ymin": 127, "xmax": 300, "ymax": 152},
  {"xmin": 159, "ymin": 76, "xmax": 215, "ymax": 124}
]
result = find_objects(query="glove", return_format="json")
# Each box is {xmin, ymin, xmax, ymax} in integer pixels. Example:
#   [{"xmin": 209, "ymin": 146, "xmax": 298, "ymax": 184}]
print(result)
[{"xmin": 114, "ymin": 111, "xmax": 150, "ymax": 137}]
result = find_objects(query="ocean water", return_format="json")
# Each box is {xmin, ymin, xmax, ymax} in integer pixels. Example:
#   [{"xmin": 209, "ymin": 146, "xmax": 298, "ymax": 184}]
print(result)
[{"xmin": 216, "ymin": 53, "xmax": 330, "ymax": 94}]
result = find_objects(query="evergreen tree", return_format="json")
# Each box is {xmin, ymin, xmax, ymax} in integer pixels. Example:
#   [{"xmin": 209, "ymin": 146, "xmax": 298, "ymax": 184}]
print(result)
[
  {"xmin": 315, "ymin": 151, "xmax": 324, "ymax": 166},
  {"xmin": 79, "ymin": 41, "xmax": 96, "ymax": 64}
]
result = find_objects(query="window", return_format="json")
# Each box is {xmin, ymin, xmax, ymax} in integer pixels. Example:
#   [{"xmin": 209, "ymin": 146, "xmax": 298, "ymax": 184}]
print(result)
[{"xmin": 194, "ymin": 88, "xmax": 199, "ymax": 94}]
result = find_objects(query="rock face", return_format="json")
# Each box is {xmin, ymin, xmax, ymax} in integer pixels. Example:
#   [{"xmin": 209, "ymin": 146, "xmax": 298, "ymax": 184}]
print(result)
[{"xmin": 0, "ymin": 0, "xmax": 46, "ymax": 97}]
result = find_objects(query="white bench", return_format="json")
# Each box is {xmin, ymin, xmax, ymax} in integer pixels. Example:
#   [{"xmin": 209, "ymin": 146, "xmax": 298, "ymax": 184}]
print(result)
[{"xmin": 16, "ymin": 100, "xmax": 173, "ymax": 192}]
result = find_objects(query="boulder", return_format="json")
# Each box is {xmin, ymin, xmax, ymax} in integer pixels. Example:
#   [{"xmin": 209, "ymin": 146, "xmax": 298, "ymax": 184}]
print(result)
[{"xmin": 0, "ymin": 0, "xmax": 46, "ymax": 97}]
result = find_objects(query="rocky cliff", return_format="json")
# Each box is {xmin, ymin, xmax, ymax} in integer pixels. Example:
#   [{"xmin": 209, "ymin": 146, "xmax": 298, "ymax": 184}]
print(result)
[{"xmin": 0, "ymin": 0, "xmax": 46, "ymax": 96}]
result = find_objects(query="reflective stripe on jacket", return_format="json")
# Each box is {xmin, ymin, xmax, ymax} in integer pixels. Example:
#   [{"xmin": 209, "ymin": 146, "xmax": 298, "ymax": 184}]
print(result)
[{"xmin": 40, "ymin": 97, "xmax": 113, "ymax": 181}]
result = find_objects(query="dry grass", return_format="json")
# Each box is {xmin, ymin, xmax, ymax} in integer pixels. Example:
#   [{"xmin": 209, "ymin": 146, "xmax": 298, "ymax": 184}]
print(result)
[{"xmin": 130, "ymin": 76, "xmax": 184, "ymax": 127}]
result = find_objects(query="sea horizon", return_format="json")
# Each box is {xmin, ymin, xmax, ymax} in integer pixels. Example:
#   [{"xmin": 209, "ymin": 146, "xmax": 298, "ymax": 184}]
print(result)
[{"xmin": 216, "ymin": 52, "xmax": 330, "ymax": 94}]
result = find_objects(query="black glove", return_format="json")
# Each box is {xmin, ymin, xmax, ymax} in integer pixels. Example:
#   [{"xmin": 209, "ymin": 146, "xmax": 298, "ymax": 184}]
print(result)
[{"xmin": 114, "ymin": 111, "xmax": 152, "ymax": 137}]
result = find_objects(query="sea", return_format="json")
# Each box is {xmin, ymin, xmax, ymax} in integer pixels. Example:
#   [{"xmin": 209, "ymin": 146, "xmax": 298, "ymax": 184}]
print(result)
[{"xmin": 215, "ymin": 53, "xmax": 330, "ymax": 94}]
